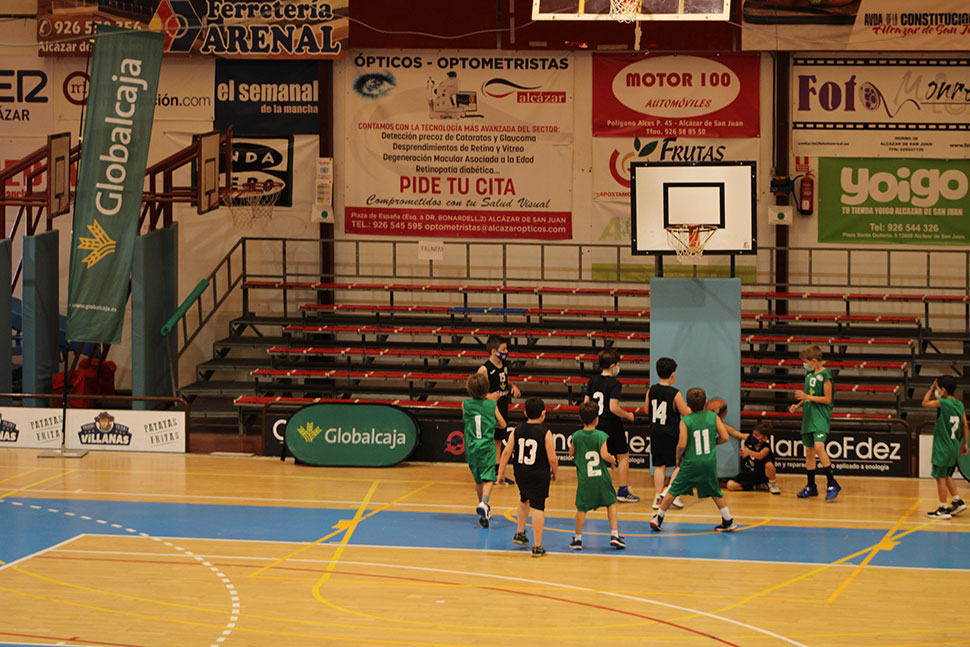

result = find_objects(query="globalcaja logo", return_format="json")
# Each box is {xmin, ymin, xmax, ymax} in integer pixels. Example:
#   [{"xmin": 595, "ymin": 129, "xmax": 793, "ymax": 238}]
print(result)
[
  {"xmin": 77, "ymin": 220, "xmax": 116, "ymax": 268},
  {"xmin": 0, "ymin": 414, "xmax": 19, "ymax": 443},
  {"xmin": 285, "ymin": 403, "xmax": 418, "ymax": 466},
  {"xmin": 149, "ymin": 0, "xmax": 202, "ymax": 53},
  {"xmin": 840, "ymin": 164, "xmax": 969, "ymax": 208},
  {"xmin": 78, "ymin": 412, "xmax": 131, "ymax": 446}
]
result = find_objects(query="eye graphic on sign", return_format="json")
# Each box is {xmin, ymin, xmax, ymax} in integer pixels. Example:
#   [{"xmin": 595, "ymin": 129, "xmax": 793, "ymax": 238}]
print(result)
[{"xmin": 353, "ymin": 73, "xmax": 396, "ymax": 99}]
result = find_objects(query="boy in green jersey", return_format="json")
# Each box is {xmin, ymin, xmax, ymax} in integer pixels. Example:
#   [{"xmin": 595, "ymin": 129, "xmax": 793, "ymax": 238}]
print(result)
[
  {"xmin": 650, "ymin": 387, "xmax": 736, "ymax": 532},
  {"xmin": 790, "ymin": 345, "xmax": 841, "ymax": 501},
  {"xmin": 462, "ymin": 373, "xmax": 507, "ymax": 528},
  {"xmin": 568, "ymin": 402, "xmax": 626, "ymax": 551},
  {"xmin": 922, "ymin": 376, "xmax": 969, "ymax": 519}
]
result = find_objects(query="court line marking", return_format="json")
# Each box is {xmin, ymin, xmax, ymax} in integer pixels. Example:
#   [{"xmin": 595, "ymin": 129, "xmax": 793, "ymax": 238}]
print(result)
[
  {"xmin": 8, "ymin": 486, "xmax": 968, "ymax": 529},
  {"xmin": 248, "ymin": 481, "xmax": 429, "ymax": 579},
  {"xmin": 0, "ymin": 468, "xmax": 40, "ymax": 485},
  {"xmin": 0, "ymin": 500, "xmax": 241, "ymax": 647},
  {"xmin": 826, "ymin": 498, "xmax": 920, "ymax": 603},
  {"xmin": 0, "ymin": 471, "xmax": 76, "ymax": 500},
  {"xmin": 311, "ymin": 479, "xmax": 379, "ymax": 590}
]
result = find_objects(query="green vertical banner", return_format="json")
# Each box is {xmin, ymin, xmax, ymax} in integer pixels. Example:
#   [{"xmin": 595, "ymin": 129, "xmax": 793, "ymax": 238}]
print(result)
[
  {"xmin": 818, "ymin": 158, "xmax": 970, "ymax": 245},
  {"xmin": 66, "ymin": 26, "xmax": 164, "ymax": 344}
]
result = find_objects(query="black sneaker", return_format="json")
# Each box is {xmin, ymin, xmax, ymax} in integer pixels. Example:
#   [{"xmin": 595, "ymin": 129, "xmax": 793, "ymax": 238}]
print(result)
[
  {"xmin": 949, "ymin": 499, "xmax": 967, "ymax": 515},
  {"xmin": 927, "ymin": 507, "xmax": 952, "ymax": 519},
  {"xmin": 610, "ymin": 535, "xmax": 627, "ymax": 549},
  {"xmin": 649, "ymin": 515, "xmax": 663, "ymax": 532},
  {"xmin": 569, "ymin": 538, "xmax": 583, "ymax": 551},
  {"xmin": 513, "ymin": 531, "xmax": 529, "ymax": 545},
  {"xmin": 714, "ymin": 518, "xmax": 738, "ymax": 532},
  {"xmin": 531, "ymin": 545, "xmax": 546, "ymax": 557},
  {"xmin": 505, "ymin": 475, "xmax": 515, "ymax": 485}
]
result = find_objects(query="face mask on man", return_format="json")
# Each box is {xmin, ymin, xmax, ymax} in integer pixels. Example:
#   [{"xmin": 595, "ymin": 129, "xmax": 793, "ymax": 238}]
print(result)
[
  {"xmin": 612, "ymin": 365, "xmax": 621, "ymax": 377},
  {"xmin": 803, "ymin": 362, "xmax": 813, "ymax": 372},
  {"xmin": 935, "ymin": 388, "xmax": 943, "ymax": 399},
  {"xmin": 497, "ymin": 350, "xmax": 508, "ymax": 361}
]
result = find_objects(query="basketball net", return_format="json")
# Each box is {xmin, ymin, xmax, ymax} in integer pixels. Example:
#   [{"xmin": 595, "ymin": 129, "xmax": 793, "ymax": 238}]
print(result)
[
  {"xmin": 609, "ymin": 0, "xmax": 643, "ymax": 50},
  {"xmin": 223, "ymin": 181, "xmax": 282, "ymax": 228},
  {"xmin": 665, "ymin": 225, "xmax": 717, "ymax": 264}
]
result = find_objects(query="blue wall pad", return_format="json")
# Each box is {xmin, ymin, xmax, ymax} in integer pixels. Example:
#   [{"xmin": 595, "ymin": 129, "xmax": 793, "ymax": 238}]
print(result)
[
  {"xmin": 23, "ymin": 231, "xmax": 59, "ymax": 406},
  {"xmin": 132, "ymin": 225, "xmax": 178, "ymax": 408},
  {"xmin": 650, "ymin": 278, "xmax": 741, "ymax": 477}
]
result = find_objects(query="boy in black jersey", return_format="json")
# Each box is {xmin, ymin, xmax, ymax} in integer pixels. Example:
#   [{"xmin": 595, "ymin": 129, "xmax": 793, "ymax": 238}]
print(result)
[
  {"xmin": 498, "ymin": 397, "xmax": 558, "ymax": 557},
  {"xmin": 478, "ymin": 334, "xmax": 521, "ymax": 484},
  {"xmin": 584, "ymin": 348, "xmax": 638, "ymax": 502},
  {"xmin": 726, "ymin": 421, "xmax": 780, "ymax": 494},
  {"xmin": 646, "ymin": 357, "xmax": 691, "ymax": 510}
]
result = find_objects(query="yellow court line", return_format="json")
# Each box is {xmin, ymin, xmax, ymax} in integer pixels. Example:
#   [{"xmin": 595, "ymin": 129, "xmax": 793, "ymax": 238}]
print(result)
[
  {"xmin": 312, "ymin": 479, "xmax": 380, "ymax": 590},
  {"xmin": 826, "ymin": 498, "xmax": 921, "ymax": 603},
  {"xmin": 249, "ymin": 481, "xmax": 431, "ymax": 579},
  {"xmin": 0, "ymin": 468, "xmax": 40, "ymax": 485},
  {"xmin": 0, "ymin": 470, "xmax": 76, "ymax": 500}
]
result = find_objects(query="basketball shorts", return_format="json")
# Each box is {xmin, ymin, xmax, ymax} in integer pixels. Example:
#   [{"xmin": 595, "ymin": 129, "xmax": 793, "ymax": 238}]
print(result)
[
  {"xmin": 604, "ymin": 425, "xmax": 629, "ymax": 456},
  {"xmin": 801, "ymin": 430, "xmax": 828, "ymax": 447},
  {"xmin": 515, "ymin": 473, "xmax": 551, "ymax": 511},
  {"xmin": 494, "ymin": 399, "xmax": 510, "ymax": 442},
  {"xmin": 931, "ymin": 463, "xmax": 957, "ymax": 479},
  {"xmin": 650, "ymin": 430, "xmax": 677, "ymax": 467},
  {"xmin": 466, "ymin": 444, "xmax": 497, "ymax": 484},
  {"xmin": 668, "ymin": 463, "xmax": 723, "ymax": 499},
  {"xmin": 729, "ymin": 470, "xmax": 769, "ymax": 491}
]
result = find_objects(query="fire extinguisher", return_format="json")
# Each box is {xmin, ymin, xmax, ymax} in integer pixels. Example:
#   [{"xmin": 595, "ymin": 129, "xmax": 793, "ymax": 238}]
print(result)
[{"xmin": 798, "ymin": 172, "xmax": 814, "ymax": 215}]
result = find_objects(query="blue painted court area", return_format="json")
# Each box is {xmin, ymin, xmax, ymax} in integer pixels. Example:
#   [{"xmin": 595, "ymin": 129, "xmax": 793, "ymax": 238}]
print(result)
[{"xmin": 1, "ymin": 497, "xmax": 967, "ymax": 572}]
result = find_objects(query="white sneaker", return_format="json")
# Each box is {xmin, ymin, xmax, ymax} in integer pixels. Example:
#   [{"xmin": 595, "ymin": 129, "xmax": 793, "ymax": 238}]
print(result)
[
  {"xmin": 476, "ymin": 502, "xmax": 491, "ymax": 527},
  {"xmin": 671, "ymin": 496, "xmax": 684, "ymax": 509},
  {"xmin": 768, "ymin": 481, "xmax": 781, "ymax": 495},
  {"xmin": 652, "ymin": 494, "xmax": 663, "ymax": 510}
]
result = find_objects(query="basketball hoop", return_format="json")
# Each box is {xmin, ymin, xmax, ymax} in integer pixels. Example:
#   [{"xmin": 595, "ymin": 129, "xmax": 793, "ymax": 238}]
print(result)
[
  {"xmin": 223, "ymin": 181, "xmax": 282, "ymax": 228},
  {"xmin": 665, "ymin": 225, "xmax": 717, "ymax": 264},
  {"xmin": 609, "ymin": 0, "xmax": 640, "ymax": 23}
]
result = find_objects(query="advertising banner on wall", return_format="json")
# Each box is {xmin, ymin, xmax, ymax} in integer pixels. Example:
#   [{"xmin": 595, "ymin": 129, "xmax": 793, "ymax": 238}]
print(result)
[
  {"xmin": 770, "ymin": 429, "xmax": 908, "ymax": 477},
  {"xmin": 66, "ymin": 27, "xmax": 163, "ymax": 345},
  {"xmin": 36, "ymin": 0, "xmax": 347, "ymax": 59},
  {"xmin": 226, "ymin": 136, "xmax": 296, "ymax": 207},
  {"xmin": 55, "ymin": 58, "xmax": 214, "ymax": 123},
  {"xmin": 0, "ymin": 57, "xmax": 54, "ymax": 137},
  {"xmin": 818, "ymin": 157, "xmax": 970, "ymax": 245},
  {"xmin": 215, "ymin": 60, "xmax": 318, "ymax": 135},
  {"xmin": 742, "ymin": 0, "xmax": 970, "ymax": 52},
  {"xmin": 285, "ymin": 403, "xmax": 418, "ymax": 466},
  {"xmin": 592, "ymin": 53, "xmax": 761, "ymax": 139},
  {"xmin": 345, "ymin": 51, "xmax": 573, "ymax": 240},
  {"xmin": 593, "ymin": 136, "xmax": 761, "ymax": 203},
  {"xmin": 0, "ymin": 407, "xmax": 185, "ymax": 452},
  {"xmin": 792, "ymin": 57, "xmax": 970, "ymax": 158}
]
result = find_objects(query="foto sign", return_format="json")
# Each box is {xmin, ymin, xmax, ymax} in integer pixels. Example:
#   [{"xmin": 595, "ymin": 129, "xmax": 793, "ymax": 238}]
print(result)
[{"xmin": 285, "ymin": 403, "xmax": 418, "ymax": 467}]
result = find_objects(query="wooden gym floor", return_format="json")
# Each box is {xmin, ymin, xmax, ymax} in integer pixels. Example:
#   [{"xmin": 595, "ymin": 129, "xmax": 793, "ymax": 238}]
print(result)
[{"xmin": 1, "ymin": 449, "xmax": 968, "ymax": 647}]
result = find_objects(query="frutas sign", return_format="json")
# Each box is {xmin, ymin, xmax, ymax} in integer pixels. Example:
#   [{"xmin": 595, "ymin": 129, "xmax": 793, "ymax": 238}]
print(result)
[{"xmin": 285, "ymin": 404, "xmax": 418, "ymax": 467}]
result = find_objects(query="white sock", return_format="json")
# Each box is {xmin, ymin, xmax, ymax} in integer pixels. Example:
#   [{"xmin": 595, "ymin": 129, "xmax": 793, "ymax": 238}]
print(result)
[
  {"xmin": 719, "ymin": 506, "xmax": 732, "ymax": 520},
  {"xmin": 656, "ymin": 509, "xmax": 665, "ymax": 519},
  {"xmin": 611, "ymin": 529, "xmax": 619, "ymax": 537},
  {"xmin": 953, "ymin": 495, "xmax": 962, "ymax": 502}
]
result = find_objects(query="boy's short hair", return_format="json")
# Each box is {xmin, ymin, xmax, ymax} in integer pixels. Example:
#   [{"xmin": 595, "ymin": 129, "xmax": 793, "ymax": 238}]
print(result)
[
  {"xmin": 598, "ymin": 348, "xmax": 620, "ymax": 369},
  {"xmin": 686, "ymin": 387, "xmax": 707, "ymax": 412},
  {"xmin": 754, "ymin": 421, "xmax": 773, "ymax": 437},
  {"xmin": 655, "ymin": 357, "xmax": 677, "ymax": 380},
  {"xmin": 466, "ymin": 372, "xmax": 489, "ymax": 399},
  {"xmin": 940, "ymin": 376, "xmax": 958, "ymax": 397},
  {"xmin": 525, "ymin": 396, "xmax": 545, "ymax": 419},
  {"xmin": 799, "ymin": 345, "xmax": 823, "ymax": 361},
  {"xmin": 485, "ymin": 334, "xmax": 508, "ymax": 353},
  {"xmin": 579, "ymin": 401, "xmax": 599, "ymax": 425}
]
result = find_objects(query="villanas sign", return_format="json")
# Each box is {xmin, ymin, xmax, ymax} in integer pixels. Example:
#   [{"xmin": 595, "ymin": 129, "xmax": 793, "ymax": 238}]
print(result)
[{"xmin": 285, "ymin": 404, "xmax": 418, "ymax": 467}]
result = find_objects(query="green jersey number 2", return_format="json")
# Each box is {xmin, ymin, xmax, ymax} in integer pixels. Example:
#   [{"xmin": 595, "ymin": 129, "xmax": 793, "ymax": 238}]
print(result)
[{"xmin": 585, "ymin": 450, "xmax": 602, "ymax": 477}]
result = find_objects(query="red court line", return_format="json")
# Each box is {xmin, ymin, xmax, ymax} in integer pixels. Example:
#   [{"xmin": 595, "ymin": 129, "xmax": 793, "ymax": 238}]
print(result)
[
  {"xmin": 32, "ymin": 555, "xmax": 740, "ymax": 645},
  {"xmin": 0, "ymin": 631, "xmax": 146, "ymax": 647}
]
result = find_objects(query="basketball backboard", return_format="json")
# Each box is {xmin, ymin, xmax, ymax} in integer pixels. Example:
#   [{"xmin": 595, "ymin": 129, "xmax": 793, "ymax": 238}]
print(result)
[
  {"xmin": 197, "ymin": 130, "xmax": 221, "ymax": 214},
  {"xmin": 48, "ymin": 132, "xmax": 71, "ymax": 216},
  {"xmin": 630, "ymin": 160, "xmax": 756, "ymax": 255},
  {"xmin": 532, "ymin": 0, "xmax": 730, "ymax": 21}
]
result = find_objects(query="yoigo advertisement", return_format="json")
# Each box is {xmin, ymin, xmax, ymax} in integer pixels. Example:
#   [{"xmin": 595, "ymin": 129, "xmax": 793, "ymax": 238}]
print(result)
[
  {"xmin": 285, "ymin": 404, "xmax": 418, "ymax": 467},
  {"xmin": 818, "ymin": 157, "xmax": 970, "ymax": 245}
]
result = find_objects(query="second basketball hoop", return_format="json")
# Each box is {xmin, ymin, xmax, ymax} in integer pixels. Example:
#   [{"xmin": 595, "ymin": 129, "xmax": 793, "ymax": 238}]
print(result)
[{"xmin": 665, "ymin": 224, "xmax": 717, "ymax": 263}]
